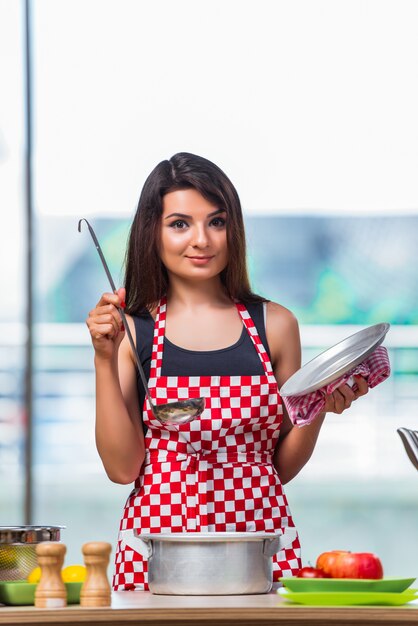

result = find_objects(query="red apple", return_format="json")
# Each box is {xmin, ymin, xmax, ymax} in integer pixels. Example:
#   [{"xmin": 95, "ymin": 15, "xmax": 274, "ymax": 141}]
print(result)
[
  {"xmin": 297, "ymin": 566, "xmax": 330, "ymax": 578},
  {"xmin": 316, "ymin": 550, "xmax": 350, "ymax": 577},
  {"xmin": 316, "ymin": 550, "xmax": 383, "ymax": 579}
]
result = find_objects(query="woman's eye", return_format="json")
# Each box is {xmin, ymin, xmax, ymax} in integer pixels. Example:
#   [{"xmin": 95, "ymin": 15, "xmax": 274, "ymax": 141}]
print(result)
[
  {"xmin": 170, "ymin": 220, "xmax": 188, "ymax": 229},
  {"xmin": 210, "ymin": 217, "xmax": 226, "ymax": 228}
]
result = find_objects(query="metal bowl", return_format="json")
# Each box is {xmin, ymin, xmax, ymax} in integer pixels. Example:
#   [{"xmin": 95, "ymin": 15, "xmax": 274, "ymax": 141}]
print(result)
[{"xmin": 0, "ymin": 526, "xmax": 65, "ymax": 581}]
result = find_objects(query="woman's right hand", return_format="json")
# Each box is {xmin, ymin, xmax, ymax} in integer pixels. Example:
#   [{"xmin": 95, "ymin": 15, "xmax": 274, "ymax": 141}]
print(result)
[{"xmin": 86, "ymin": 287, "xmax": 126, "ymax": 361}]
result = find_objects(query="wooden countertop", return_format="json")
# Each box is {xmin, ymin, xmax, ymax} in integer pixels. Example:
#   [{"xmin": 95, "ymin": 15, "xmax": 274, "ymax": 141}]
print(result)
[{"xmin": 1, "ymin": 589, "xmax": 417, "ymax": 626}]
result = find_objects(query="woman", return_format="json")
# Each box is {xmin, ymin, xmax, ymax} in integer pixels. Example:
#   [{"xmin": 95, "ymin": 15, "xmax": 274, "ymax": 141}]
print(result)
[{"xmin": 86, "ymin": 152, "xmax": 368, "ymax": 590}]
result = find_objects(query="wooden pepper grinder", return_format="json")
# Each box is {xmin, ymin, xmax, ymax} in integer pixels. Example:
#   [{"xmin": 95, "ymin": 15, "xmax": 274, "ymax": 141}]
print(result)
[
  {"xmin": 34, "ymin": 542, "xmax": 67, "ymax": 608},
  {"xmin": 80, "ymin": 542, "xmax": 112, "ymax": 607}
]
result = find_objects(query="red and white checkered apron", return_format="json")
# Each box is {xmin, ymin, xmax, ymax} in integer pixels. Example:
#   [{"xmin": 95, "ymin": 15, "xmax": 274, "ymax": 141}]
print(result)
[{"xmin": 113, "ymin": 298, "xmax": 301, "ymax": 590}]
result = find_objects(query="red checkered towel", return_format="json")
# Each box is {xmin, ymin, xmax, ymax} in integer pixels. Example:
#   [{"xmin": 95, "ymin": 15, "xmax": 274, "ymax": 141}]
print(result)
[{"xmin": 282, "ymin": 346, "xmax": 391, "ymax": 427}]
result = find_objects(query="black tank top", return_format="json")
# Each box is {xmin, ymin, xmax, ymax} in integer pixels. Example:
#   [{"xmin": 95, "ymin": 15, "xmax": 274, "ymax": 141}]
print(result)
[{"xmin": 133, "ymin": 301, "xmax": 271, "ymax": 415}]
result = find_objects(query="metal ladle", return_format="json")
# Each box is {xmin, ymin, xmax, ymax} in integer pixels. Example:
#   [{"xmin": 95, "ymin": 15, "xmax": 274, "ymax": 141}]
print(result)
[
  {"xmin": 78, "ymin": 218, "xmax": 205, "ymax": 426},
  {"xmin": 397, "ymin": 427, "xmax": 418, "ymax": 471}
]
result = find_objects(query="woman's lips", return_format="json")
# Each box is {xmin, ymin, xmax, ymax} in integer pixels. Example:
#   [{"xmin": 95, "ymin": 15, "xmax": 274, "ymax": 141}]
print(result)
[{"xmin": 185, "ymin": 256, "xmax": 215, "ymax": 265}]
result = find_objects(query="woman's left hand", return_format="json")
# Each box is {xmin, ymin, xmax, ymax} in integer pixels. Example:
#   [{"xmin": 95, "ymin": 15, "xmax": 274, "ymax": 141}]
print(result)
[{"xmin": 324, "ymin": 375, "xmax": 369, "ymax": 414}]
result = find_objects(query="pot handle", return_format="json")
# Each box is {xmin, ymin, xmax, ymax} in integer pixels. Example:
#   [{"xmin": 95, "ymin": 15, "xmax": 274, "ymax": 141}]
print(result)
[
  {"xmin": 263, "ymin": 528, "xmax": 298, "ymax": 557},
  {"xmin": 120, "ymin": 529, "xmax": 153, "ymax": 559}
]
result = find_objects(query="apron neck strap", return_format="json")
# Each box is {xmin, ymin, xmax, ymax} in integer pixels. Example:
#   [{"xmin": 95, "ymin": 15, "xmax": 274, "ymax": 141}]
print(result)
[{"xmin": 235, "ymin": 302, "xmax": 274, "ymax": 376}]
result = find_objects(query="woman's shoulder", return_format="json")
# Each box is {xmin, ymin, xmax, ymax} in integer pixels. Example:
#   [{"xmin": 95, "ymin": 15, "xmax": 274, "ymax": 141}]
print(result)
[
  {"xmin": 242, "ymin": 298, "xmax": 299, "ymax": 340},
  {"xmin": 266, "ymin": 300, "xmax": 299, "ymax": 326},
  {"xmin": 265, "ymin": 301, "xmax": 300, "ymax": 361}
]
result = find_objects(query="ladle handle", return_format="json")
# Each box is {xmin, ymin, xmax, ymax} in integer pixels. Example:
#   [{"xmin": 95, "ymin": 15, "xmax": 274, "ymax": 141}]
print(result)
[{"xmin": 78, "ymin": 218, "xmax": 153, "ymax": 406}]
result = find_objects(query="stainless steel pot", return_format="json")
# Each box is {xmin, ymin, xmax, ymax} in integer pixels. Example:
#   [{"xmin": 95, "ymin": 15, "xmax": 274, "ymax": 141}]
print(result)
[
  {"xmin": 0, "ymin": 526, "xmax": 65, "ymax": 581},
  {"xmin": 121, "ymin": 528, "xmax": 297, "ymax": 595}
]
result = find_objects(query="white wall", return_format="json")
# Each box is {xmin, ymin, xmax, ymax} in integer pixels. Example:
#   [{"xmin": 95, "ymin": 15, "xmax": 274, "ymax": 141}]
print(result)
[{"xmin": 31, "ymin": 0, "xmax": 418, "ymax": 217}]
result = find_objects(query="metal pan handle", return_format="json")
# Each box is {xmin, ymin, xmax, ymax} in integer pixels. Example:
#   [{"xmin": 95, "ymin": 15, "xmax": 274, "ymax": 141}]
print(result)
[
  {"xmin": 263, "ymin": 528, "xmax": 298, "ymax": 557},
  {"xmin": 120, "ymin": 529, "xmax": 153, "ymax": 559}
]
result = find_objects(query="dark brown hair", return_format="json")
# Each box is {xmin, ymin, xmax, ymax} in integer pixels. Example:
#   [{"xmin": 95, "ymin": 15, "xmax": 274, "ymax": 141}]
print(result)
[{"xmin": 124, "ymin": 152, "xmax": 265, "ymax": 314}]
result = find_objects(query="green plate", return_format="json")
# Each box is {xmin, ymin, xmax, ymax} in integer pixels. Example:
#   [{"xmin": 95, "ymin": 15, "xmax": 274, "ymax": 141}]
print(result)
[
  {"xmin": 0, "ymin": 580, "xmax": 82, "ymax": 606},
  {"xmin": 278, "ymin": 587, "xmax": 418, "ymax": 606},
  {"xmin": 279, "ymin": 577, "xmax": 416, "ymax": 593}
]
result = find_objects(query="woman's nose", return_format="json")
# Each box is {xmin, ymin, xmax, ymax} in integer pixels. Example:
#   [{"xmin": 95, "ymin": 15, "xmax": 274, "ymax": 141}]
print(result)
[{"xmin": 191, "ymin": 225, "xmax": 209, "ymax": 247}]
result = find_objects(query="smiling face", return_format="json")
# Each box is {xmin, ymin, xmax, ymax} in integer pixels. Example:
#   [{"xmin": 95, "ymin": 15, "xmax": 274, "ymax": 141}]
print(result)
[{"xmin": 160, "ymin": 188, "xmax": 228, "ymax": 284}]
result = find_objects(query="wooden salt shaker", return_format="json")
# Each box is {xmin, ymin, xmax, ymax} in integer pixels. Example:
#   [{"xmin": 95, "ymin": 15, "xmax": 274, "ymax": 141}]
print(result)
[
  {"xmin": 80, "ymin": 542, "xmax": 112, "ymax": 607},
  {"xmin": 34, "ymin": 542, "xmax": 67, "ymax": 608}
]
